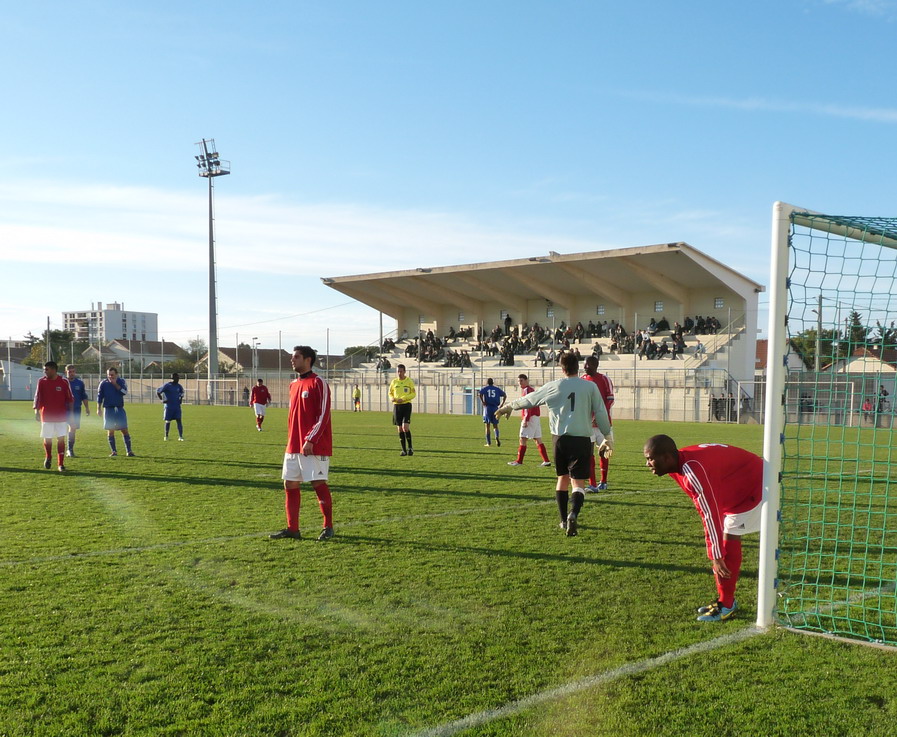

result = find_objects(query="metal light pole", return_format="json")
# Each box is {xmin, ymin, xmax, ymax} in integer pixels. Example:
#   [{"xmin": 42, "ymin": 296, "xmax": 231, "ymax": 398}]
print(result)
[
  {"xmin": 252, "ymin": 337, "xmax": 259, "ymax": 376},
  {"xmin": 195, "ymin": 138, "xmax": 230, "ymax": 403}
]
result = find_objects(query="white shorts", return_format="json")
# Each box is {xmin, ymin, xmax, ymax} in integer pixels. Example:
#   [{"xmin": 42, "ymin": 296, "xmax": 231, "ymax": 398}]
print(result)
[
  {"xmin": 282, "ymin": 453, "xmax": 330, "ymax": 483},
  {"xmin": 590, "ymin": 428, "xmax": 606, "ymax": 445},
  {"xmin": 40, "ymin": 421, "xmax": 68, "ymax": 439},
  {"xmin": 519, "ymin": 418, "xmax": 543, "ymax": 440},
  {"xmin": 723, "ymin": 502, "xmax": 762, "ymax": 536},
  {"xmin": 253, "ymin": 403, "xmax": 267, "ymax": 416}
]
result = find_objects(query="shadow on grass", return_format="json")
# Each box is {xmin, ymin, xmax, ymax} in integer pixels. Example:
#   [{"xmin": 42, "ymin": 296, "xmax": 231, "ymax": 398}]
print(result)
[
  {"xmin": 333, "ymin": 532, "xmax": 724, "ymax": 576},
  {"xmin": 0, "ymin": 466, "xmax": 275, "ymax": 490}
]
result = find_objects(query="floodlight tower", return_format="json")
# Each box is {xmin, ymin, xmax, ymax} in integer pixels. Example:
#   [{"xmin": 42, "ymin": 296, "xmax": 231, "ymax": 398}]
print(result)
[{"xmin": 195, "ymin": 138, "xmax": 230, "ymax": 402}]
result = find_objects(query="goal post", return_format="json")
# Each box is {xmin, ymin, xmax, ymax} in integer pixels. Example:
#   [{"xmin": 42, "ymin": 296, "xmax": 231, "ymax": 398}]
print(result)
[{"xmin": 760, "ymin": 201, "xmax": 897, "ymax": 645}]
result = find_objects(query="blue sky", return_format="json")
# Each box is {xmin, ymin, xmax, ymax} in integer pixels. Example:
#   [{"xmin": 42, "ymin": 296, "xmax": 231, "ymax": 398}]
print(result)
[{"xmin": 3, "ymin": 0, "xmax": 897, "ymax": 353}]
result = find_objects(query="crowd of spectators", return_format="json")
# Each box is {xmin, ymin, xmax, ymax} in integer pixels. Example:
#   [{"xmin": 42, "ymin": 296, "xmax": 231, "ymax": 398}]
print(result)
[{"xmin": 373, "ymin": 314, "xmax": 724, "ymax": 368}]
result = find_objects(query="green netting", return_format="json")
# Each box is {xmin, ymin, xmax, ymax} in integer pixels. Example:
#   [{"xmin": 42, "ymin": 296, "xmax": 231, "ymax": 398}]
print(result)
[{"xmin": 778, "ymin": 212, "xmax": 897, "ymax": 645}]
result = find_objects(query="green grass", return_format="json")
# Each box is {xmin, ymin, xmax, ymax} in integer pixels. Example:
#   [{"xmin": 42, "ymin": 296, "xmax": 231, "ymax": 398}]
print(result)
[{"xmin": 1, "ymin": 402, "xmax": 896, "ymax": 736}]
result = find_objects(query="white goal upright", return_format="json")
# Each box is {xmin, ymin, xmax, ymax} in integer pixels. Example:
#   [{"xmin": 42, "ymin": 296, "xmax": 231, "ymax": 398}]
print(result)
[{"xmin": 759, "ymin": 202, "xmax": 897, "ymax": 646}]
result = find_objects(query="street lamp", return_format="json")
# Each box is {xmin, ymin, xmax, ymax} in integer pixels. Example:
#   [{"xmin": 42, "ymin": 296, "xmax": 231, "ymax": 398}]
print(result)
[
  {"xmin": 252, "ymin": 337, "xmax": 259, "ymax": 375},
  {"xmin": 195, "ymin": 138, "xmax": 230, "ymax": 403}
]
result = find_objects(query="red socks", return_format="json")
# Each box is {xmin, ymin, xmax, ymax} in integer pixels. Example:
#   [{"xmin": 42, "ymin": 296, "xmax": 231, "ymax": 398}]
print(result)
[
  {"xmin": 315, "ymin": 483, "xmax": 333, "ymax": 528},
  {"xmin": 284, "ymin": 484, "xmax": 333, "ymax": 530},
  {"xmin": 589, "ymin": 456, "xmax": 597, "ymax": 487},
  {"xmin": 600, "ymin": 455, "xmax": 609, "ymax": 483},
  {"xmin": 285, "ymin": 488, "xmax": 301, "ymax": 531},
  {"xmin": 715, "ymin": 536, "xmax": 743, "ymax": 608},
  {"xmin": 516, "ymin": 445, "xmax": 527, "ymax": 464},
  {"xmin": 537, "ymin": 443, "xmax": 549, "ymax": 462}
]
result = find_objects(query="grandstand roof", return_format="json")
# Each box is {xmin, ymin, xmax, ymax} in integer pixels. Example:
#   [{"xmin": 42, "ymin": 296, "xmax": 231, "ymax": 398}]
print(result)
[{"xmin": 322, "ymin": 242, "xmax": 764, "ymax": 322}]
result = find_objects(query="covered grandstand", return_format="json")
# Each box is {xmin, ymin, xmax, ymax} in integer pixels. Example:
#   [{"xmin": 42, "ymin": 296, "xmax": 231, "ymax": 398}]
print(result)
[{"xmin": 322, "ymin": 242, "xmax": 765, "ymax": 422}]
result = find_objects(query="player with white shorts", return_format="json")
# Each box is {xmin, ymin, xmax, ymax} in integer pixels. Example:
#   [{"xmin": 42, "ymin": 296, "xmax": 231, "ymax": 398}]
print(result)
[{"xmin": 282, "ymin": 453, "xmax": 330, "ymax": 484}]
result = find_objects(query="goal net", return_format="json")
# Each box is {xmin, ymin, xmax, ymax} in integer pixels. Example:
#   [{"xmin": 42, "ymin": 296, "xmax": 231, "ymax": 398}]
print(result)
[{"xmin": 760, "ymin": 203, "xmax": 897, "ymax": 646}]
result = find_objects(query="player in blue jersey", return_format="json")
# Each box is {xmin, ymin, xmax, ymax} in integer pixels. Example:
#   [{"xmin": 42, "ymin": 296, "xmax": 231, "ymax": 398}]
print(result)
[
  {"xmin": 157, "ymin": 372, "xmax": 185, "ymax": 441},
  {"xmin": 478, "ymin": 378, "xmax": 507, "ymax": 447},
  {"xmin": 97, "ymin": 367, "xmax": 135, "ymax": 457},
  {"xmin": 64, "ymin": 364, "xmax": 90, "ymax": 457}
]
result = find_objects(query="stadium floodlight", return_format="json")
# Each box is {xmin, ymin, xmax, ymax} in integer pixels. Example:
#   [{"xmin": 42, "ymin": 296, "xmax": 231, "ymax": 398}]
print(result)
[
  {"xmin": 761, "ymin": 201, "xmax": 897, "ymax": 646},
  {"xmin": 195, "ymin": 138, "xmax": 230, "ymax": 403}
]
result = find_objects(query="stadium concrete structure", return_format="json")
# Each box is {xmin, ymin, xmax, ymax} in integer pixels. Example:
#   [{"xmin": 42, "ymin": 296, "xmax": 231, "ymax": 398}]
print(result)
[{"xmin": 324, "ymin": 242, "xmax": 764, "ymax": 386}]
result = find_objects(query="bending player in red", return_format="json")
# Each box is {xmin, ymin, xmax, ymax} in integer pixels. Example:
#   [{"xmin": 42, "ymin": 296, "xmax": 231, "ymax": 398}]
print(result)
[
  {"xmin": 643, "ymin": 434, "xmax": 762, "ymax": 622},
  {"xmin": 270, "ymin": 346, "xmax": 334, "ymax": 542},
  {"xmin": 581, "ymin": 355, "xmax": 614, "ymax": 491}
]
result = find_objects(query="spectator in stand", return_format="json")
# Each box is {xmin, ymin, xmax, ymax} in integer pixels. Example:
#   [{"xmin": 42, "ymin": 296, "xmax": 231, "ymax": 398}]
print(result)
[{"xmin": 34, "ymin": 361, "xmax": 74, "ymax": 472}]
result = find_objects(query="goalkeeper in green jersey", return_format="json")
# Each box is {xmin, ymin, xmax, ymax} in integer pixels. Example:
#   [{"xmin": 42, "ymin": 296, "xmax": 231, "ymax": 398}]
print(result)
[{"xmin": 496, "ymin": 352, "xmax": 613, "ymax": 536}]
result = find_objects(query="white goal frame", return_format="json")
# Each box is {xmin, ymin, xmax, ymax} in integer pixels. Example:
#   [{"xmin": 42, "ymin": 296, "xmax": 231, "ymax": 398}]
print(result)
[{"xmin": 758, "ymin": 201, "xmax": 897, "ymax": 629}]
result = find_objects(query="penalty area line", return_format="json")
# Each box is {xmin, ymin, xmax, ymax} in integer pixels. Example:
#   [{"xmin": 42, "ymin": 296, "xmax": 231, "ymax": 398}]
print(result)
[{"xmin": 407, "ymin": 626, "xmax": 763, "ymax": 737}]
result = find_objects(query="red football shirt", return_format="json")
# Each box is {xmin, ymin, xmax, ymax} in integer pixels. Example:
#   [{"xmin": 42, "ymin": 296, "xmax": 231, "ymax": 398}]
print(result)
[
  {"xmin": 250, "ymin": 385, "xmax": 271, "ymax": 404},
  {"xmin": 520, "ymin": 384, "xmax": 541, "ymax": 419},
  {"xmin": 34, "ymin": 375, "xmax": 74, "ymax": 422},
  {"xmin": 285, "ymin": 371, "xmax": 332, "ymax": 456},
  {"xmin": 669, "ymin": 444, "xmax": 763, "ymax": 560},
  {"xmin": 581, "ymin": 372, "xmax": 614, "ymax": 425}
]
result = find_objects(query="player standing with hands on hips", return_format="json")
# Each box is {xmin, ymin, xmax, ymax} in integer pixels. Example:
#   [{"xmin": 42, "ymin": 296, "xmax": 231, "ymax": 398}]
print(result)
[
  {"xmin": 270, "ymin": 346, "xmax": 334, "ymax": 541},
  {"xmin": 496, "ymin": 353, "xmax": 613, "ymax": 536},
  {"xmin": 157, "ymin": 372, "xmax": 185, "ymax": 441}
]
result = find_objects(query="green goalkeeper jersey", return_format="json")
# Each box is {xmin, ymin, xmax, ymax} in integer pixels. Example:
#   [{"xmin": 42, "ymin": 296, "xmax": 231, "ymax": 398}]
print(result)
[{"xmin": 508, "ymin": 376, "xmax": 610, "ymax": 438}]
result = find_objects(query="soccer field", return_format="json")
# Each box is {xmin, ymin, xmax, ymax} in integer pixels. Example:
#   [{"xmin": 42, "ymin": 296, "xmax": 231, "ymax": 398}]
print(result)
[{"xmin": 1, "ymin": 402, "xmax": 896, "ymax": 736}]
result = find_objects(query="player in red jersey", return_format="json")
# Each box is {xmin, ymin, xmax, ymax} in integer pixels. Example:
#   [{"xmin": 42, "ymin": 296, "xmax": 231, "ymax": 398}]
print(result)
[
  {"xmin": 33, "ymin": 361, "xmax": 74, "ymax": 472},
  {"xmin": 270, "ymin": 346, "xmax": 334, "ymax": 542},
  {"xmin": 507, "ymin": 374, "xmax": 551, "ymax": 467},
  {"xmin": 581, "ymin": 355, "xmax": 614, "ymax": 491},
  {"xmin": 643, "ymin": 434, "xmax": 763, "ymax": 622},
  {"xmin": 250, "ymin": 378, "xmax": 272, "ymax": 431}
]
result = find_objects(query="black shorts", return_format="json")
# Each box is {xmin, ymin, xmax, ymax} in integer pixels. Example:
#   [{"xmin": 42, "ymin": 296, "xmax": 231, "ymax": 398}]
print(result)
[
  {"xmin": 552, "ymin": 435, "xmax": 592, "ymax": 480},
  {"xmin": 393, "ymin": 403, "xmax": 413, "ymax": 426}
]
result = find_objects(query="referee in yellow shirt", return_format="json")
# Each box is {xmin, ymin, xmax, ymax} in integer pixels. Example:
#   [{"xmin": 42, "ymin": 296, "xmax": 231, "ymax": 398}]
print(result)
[{"xmin": 389, "ymin": 364, "xmax": 416, "ymax": 455}]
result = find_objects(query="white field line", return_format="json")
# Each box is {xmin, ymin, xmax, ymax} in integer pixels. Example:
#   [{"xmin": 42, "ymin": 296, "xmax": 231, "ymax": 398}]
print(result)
[
  {"xmin": 0, "ymin": 488, "xmax": 653, "ymax": 567},
  {"xmin": 406, "ymin": 562, "xmax": 897, "ymax": 736},
  {"xmin": 407, "ymin": 627, "xmax": 764, "ymax": 737}
]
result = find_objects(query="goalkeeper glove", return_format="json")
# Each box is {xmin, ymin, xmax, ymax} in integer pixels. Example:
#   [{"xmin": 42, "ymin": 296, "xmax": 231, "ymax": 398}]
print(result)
[{"xmin": 598, "ymin": 431, "xmax": 614, "ymax": 459}]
